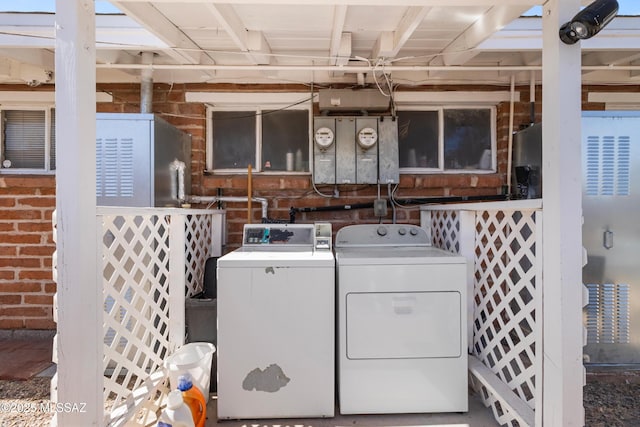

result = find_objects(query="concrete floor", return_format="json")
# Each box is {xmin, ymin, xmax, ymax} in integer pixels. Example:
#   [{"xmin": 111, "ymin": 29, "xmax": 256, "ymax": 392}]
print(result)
[
  {"xmin": 2, "ymin": 334, "xmax": 500, "ymax": 426},
  {"xmin": 204, "ymin": 390, "xmax": 500, "ymax": 427}
]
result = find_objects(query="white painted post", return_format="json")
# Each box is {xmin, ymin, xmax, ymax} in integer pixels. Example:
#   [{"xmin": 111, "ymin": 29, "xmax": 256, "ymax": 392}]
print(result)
[
  {"xmin": 542, "ymin": 0, "xmax": 584, "ymax": 425},
  {"xmin": 169, "ymin": 212, "xmax": 187, "ymax": 349},
  {"xmin": 53, "ymin": 0, "xmax": 101, "ymax": 426},
  {"xmin": 457, "ymin": 210, "xmax": 477, "ymax": 354}
]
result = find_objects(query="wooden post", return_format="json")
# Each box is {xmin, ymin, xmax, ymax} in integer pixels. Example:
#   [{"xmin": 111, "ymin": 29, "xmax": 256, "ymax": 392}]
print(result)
[
  {"xmin": 542, "ymin": 0, "xmax": 584, "ymax": 425},
  {"xmin": 54, "ymin": 0, "xmax": 101, "ymax": 425},
  {"xmin": 247, "ymin": 164, "xmax": 253, "ymax": 224}
]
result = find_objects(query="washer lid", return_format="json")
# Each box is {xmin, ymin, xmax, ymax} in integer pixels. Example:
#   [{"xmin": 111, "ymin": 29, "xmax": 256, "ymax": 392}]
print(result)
[{"xmin": 218, "ymin": 248, "xmax": 335, "ymax": 268}]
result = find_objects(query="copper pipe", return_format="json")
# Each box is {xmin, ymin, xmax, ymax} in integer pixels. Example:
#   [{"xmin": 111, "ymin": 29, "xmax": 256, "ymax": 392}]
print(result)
[{"xmin": 247, "ymin": 164, "xmax": 252, "ymax": 224}]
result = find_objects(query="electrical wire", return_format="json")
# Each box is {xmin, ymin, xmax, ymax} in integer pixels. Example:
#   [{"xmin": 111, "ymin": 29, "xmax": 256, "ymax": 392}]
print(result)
[
  {"xmin": 387, "ymin": 183, "xmax": 397, "ymax": 224},
  {"xmin": 209, "ymin": 96, "xmax": 314, "ymax": 121}
]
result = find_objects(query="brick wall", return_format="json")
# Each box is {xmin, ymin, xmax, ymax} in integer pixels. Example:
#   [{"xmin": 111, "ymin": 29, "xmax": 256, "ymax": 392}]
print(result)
[
  {"xmin": 0, "ymin": 175, "xmax": 56, "ymax": 330},
  {"xmin": 0, "ymin": 83, "xmax": 612, "ymax": 329}
]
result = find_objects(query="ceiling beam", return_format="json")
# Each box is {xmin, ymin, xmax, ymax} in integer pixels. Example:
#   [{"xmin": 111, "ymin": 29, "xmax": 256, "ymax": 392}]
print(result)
[
  {"xmin": 582, "ymin": 51, "xmax": 640, "ymax": 79},
  {"xmin": 329, "ymin": 5, "xmax": 349, "ymax": 66},
  {"xmin": 113, "ymin": 0, "xmax": 539, "ymax": 6},
  {"xmin": 436, "ymin": 5, "xmax": 533, "ymax": 66},
  {"xmin": 0, "ymin": 48, "xmax": 54, "ymax": 69},
  {"xmin": 372, "ymin": 7, "xmax": 431, "ymax": 59},
  {"xmin": 111, "ymin": 1, "xmax": 206, "ymax": 65},
  {"xmin": 204, "ymin": 3, "xmax": 273, "ymax": 65},
  {"xmin": 631, "ymin": 59, "xmax": 640, "ymax": 79}
]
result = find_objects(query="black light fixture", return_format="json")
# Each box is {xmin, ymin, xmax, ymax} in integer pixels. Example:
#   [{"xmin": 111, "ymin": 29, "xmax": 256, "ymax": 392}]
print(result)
[{"xmin": 559, "ymin": 0, "xmax": 619, "ymax": 45}]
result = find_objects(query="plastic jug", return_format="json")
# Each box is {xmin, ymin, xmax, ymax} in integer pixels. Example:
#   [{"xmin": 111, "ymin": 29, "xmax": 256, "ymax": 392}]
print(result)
[
  {"xmin": 157, "ymin": 390, "xmax": 195, "ymax": 427},
  {"xmin": 177, "ymin": 373, "xmax": 206, "ymax": 427}
]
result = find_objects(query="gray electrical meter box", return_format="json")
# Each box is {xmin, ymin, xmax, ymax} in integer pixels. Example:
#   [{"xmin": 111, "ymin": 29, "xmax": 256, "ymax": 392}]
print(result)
[
  {"xmin": 96, "ymin": 113, "xmax": 191, "ymax": 207},
  {"xmin": 378, "ymin": 116, "xmax": 399, "ymax": 184},
  {"xmin": 336, "ymin": 117, "xmax": 357, "ymax": 184},
  {"xmin": 312, "ymin": 115, "xmax": 399, "ymax": 185},
  {"xmin": 313, "ymin": 117, "xmax": 336, "ymax": 184},
  {"xmin": 355, "ymin": 117, "xmax": 379, "ymax": 184}
]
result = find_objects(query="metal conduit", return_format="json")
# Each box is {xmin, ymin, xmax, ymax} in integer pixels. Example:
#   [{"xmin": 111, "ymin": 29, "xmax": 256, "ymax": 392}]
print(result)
[{"xmin": 188, "ymin": 195, "xmax": 269, "ymax": 220}]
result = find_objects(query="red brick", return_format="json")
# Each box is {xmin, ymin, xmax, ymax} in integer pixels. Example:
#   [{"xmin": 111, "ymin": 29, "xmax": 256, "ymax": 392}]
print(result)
[
  {"xmin": 0, "ymin": 210, "xmax": 42, "ymax": 220},
  {"xmin": 0, "ymin": 246, "xmax": 17, "ymax": 256},
  {"xmin": 0, "ymin": 188, "xmax": 37, "ymax": 196},
  {"xmin": 0, "ymin": 234, "xmax": 43, "ymax": 244},
  {"xmin": 0, "ymin": 223, "xmax": 16, "ymax": 232},
  {"xmin": 23, "ymin": 294, "xmax": 54, "ymax": 305},
  {"xmin": 0, "ymin": 258, "xmax": 42, "ymax": 268},
  {"xmin": 0, "ymin": 319, "xmax": 25, "ymax": 329},
  {"xmin": 0, "ymin": 282, "xmax": 42, "ymax": 292},
  {"xmin": 0, "ymin": 197, "xmax": 16, "ymax": 207},
  {"xmin": 44, "ymin": 283, "xmax": 57, "ymax": 293},
  {"xmin": 19, "ymin": 246, "xmax": 55, "ymax": 256},
  {"xmin": 0, "ymin": 295, "xmax": 21, "ymax": 305},
  {"xmin": 18, "ymin": 270, "xmax": 52, "ymax": 280},
  {"xmin": 17, "ymin": 222, "xmax": 53, "ymax": 233},
  {"xmin": 0, "ymin": 270, "xmax": 15, "ymax": 280},
  {"xmin": 0, "ymin": 306, "xmax": 49, "ymax": 317},
  {"xmin": 24, "ymin": 318, "xmax": 55, "ymax": 329},
  {"xmin": 17, "ymin": 197, "xmax": 55, "ymax": 207}
]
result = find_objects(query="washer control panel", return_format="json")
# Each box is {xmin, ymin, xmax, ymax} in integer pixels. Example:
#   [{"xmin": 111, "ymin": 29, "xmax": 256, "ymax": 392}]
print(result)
[
  {"xmin": 242, "ymin": 223, "xmax": 332, "ymax": 251},
  {"xmin": 243, "ymin": 224, "xmax": 314, "ymax": 246}
]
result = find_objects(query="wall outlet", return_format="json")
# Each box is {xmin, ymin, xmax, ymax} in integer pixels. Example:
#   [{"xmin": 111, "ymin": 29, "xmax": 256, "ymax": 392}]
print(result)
[{"xmin": 373, "ymin": 199, "xmax": 387, "ymax": 217}]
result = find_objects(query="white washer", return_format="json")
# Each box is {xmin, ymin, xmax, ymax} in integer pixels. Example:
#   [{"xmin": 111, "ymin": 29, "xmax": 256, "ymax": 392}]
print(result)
[
  {"xmin": 216, "ymin": 223, "xmax": 334, "ymax": 419},
  {"xmin": 335, "ymin": 224, "xmax": 468, "ymax": 415}
]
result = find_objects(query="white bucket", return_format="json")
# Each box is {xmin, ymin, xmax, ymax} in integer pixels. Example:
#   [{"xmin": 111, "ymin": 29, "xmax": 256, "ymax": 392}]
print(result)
[{"xmin": 164, "ymin": 342, "xmax": 216, "ymax": 402}]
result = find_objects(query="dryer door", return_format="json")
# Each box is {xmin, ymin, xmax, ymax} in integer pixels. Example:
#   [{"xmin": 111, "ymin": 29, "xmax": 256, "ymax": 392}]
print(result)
[{"xmin": 346, "ymin": 291, "xmax": 462, "ymax": 359}]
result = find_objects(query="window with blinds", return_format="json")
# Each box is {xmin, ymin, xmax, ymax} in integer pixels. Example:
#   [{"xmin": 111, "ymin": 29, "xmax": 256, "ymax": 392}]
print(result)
[{"xmin": 1, "ymin": 108, "xmax": 56, "ymax": 172}]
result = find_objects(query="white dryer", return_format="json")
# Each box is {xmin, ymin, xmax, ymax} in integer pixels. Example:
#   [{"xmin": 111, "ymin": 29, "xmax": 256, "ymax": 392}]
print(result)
[
  {"xmin": 216, "ymin": 223, "xmax": 335, "ymax": 419},
  {"xmin": 335, "ymin": 224, "xmax": 468, "ymax": 414}
]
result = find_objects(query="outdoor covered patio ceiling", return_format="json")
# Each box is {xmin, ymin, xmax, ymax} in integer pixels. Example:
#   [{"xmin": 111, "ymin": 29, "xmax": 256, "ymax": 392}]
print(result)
[{"xmin": 0, "ymin": 0, "xmax": 639, "ymax": 85}]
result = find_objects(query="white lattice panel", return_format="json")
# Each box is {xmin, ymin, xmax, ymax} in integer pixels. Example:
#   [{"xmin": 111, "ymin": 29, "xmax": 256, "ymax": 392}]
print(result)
[
  {"xmin": 101, "ymin": 213, "xmax": 172, "ymax": 408},
  {"xmin": 470, "ymin": 375, "xmax": 522, "ymax": 426},
  {"xmin": 426, "ymin": 206, "xmax": 540, "ymax": 427},
  {"xmin": 430, "ymin": 210, "xmax": 460, "ymax": 253},
  {"xmin": 98, "ymin": 209, "xmax": 223, "ymax": 424},
  {"xmin": 471, "ymin": 209, "xmax": 539, "ymax": 426},
  {"xmin": 184, "ymin": 214, "xmax": 213, "ymax": 297}
]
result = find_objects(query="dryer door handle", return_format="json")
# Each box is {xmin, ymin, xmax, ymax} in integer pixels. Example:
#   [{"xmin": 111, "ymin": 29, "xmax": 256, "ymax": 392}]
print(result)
[{"xmin": 392, "ymin": 295, "xmax": 416, "ymax": 315}]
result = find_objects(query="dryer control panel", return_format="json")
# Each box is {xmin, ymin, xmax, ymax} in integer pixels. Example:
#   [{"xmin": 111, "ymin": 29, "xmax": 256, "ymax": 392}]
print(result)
[{"xmin": 335, "ymin": 224, "xmax": 429, "ymax": 247}]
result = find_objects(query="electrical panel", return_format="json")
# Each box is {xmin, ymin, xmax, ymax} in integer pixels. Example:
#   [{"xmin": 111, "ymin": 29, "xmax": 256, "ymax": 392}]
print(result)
[
  {"xmin": 336, "ymin": 118, "xmax": 357, "ymax": 184},
  {"xmin": 312, "ymin": 116, "xmax": 398, "ymax": 185},
  {"xmin": 356, "ymin": 117, "xmax": 379, "ymax": 184},
  {"xmin": 378, "ymin": 116, "xmax": 400, "ymax": 184}
]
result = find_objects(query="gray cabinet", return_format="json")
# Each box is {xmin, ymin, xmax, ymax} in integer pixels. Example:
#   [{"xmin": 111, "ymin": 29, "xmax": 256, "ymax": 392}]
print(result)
[
  {"xmin": 582, "ymin": 111, "xmax": 640, "ymax": 364},
  {"xmin": 96, "ymin": 113, "xmax": 191, "ymax": 207}
]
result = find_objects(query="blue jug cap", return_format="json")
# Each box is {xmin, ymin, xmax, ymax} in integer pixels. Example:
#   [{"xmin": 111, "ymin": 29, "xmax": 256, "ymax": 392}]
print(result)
[{"xmin": 177, "ymin": 373, "xmax": 193, "ymax": 391}]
